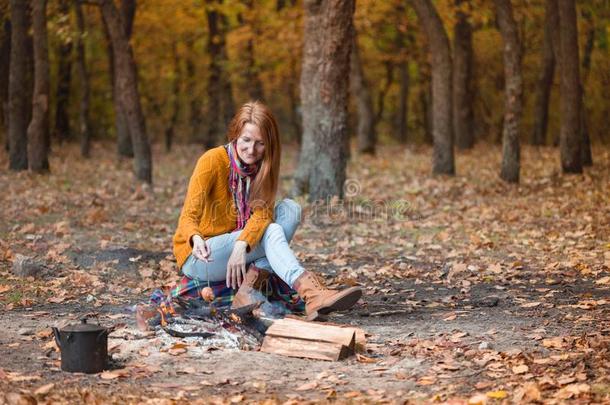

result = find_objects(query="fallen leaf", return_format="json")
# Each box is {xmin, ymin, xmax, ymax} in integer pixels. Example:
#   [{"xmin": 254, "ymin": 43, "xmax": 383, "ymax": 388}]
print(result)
[
  {"xmin": 595, "ymin": 276, "xmax": 610, "ymax": 285},
  {"xmin": 34, "ymin": 383, "xmax": 54, "ymax": 396},
  {"xmin": 35, "ymin": 329, "xmax": 53, "ymax": 339},
  {"xmin": 168, "ymin": 347, "xmax": 187, "ymax": 356},
  {"xmin": 100, "ymin": 369, "xmax": 129, "ymax": 380},
  {"xmin": 6, "ymin": 372, "xmax": 41, "ymax": 382},
  {"xmin": 522, "ymin": 383, "xmax": 542, "ymax": 402},
  {"xmin": 296, "ymin": 381, "xmax": 318, "ymax": 391},
  {"xmin": 230, "ymin": 394, "xmax": 244, "ymax": 403},
  {"xmin": 513, "ymin": 364, "xmax": 529, "ymax": 374},
  {"xmin": 468, "ymin": 393, "xmax": 487, "ymax": 405},
  {"xmin": 356, "ymin": 353, "xmax": 377, "ymax": 363},
  {"xmin": 542, "ymin": 337, "xmax": 565, "ymax": 349},
  {"xmin": 521, "ymin": 302, "xmax": 542, "ymax": 308},
  {"xmin": 416, "ymin": 375, "xmax": 437, "ymax": 385}
]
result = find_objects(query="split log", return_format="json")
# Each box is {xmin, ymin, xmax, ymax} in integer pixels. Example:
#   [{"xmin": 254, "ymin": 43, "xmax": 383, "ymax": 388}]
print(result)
[
  {"xmin": 261, "ymin": 318, "xmax": 360, "ymax": 361},
  {"xmin": 261, "ymin": 335, "xmax": 350, "ymax": 361}
]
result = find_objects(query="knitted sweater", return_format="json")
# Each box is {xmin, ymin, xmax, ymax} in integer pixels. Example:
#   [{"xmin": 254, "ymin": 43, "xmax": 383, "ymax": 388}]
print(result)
[{"xmin": 172, "ymin": 146, "xmax": 274, "ymax": 269}]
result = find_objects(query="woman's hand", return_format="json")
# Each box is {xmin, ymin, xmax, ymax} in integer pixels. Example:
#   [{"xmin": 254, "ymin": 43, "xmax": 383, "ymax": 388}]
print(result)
[
  {"xmin": 191, "ymin": 235, "xmax": 212, "ymax": 262},
  {"xmin": 226, "ymin": 240, "xmax": 248, "ymax": 289}
]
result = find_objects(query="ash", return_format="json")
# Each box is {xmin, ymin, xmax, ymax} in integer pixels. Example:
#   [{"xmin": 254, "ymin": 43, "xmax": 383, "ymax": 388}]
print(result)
[{"xmin": 157, "ymin": 318, "xmax": 260, "ymax": 350}]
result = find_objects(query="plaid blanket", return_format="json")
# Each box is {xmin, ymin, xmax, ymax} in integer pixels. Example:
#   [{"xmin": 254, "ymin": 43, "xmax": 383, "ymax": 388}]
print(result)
[{"xmin": 150, "ymin": 273, "xmax": 305, "ymax": 313}]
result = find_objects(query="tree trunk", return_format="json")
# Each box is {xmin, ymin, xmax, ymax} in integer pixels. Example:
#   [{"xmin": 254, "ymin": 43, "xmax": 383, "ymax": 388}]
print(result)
[
  {"xmin": 288, "ymin": 55, "xmax": 302, "ymax": 144},
  {"xmin": 53, "ymin": 0, "xmax": 72, "ymax": 144},
  {"xmin": 74, "ymin": 0, "xmax": 91, "ymax": 158},
  {"xmin": 205, "ymin": 1, "xmax": 223, "ymax": 149},
  {"xmin": 100, "ymin": 0, "xmax": 152, "ymax": 183},
  {"xmin": 350, "ymin": 31, "xmax": 375, "ymax": 155},
  {"xmin": 1, "ymin": 18, "xmax": 10, "ymax": 151},
  {"xmin": 374, "ymin": 61, "xmax": 394, "ymax": 130},
  {"xmin": 219, "ymin": 12, "xmax": 235, "ymax": 133},
  {"xmin": 185, "ymin": 38, "xmax": 203, "ymax": 144},
  {"xmin": 242, "ymin": 0, "xmax": 264, "ymax": 101},
  {"xmin": 103, "ymin": 0, "xmax": 135, "ymax": 157},
  {"xmin": 120, "ymin": 0, "xmax": 136, "ymax": 38},
  {"xmin": 397, "ymin": 60, "xmax": 409, "ymax": 143},
  {"xmin": 165, "ymin": 41, "xmax": 180, "ymax": 152},
  {"xmin": 411, "ymin": 0, "xmax": 454, "ymax": 175},
  {"xmin": 27, "ymin": 0, "xmax": 50, "ymax": 172},
  {"xmin": 580, "ymin": 8, "xmax": 594, "ymax": 166},
  {"xmin": 557, "ymin": 0, "xmax": 582, "ymax": 173},
  {"xmin": 8, "ymin": 0, "xmax": 28, "ymax": 170},
  {"xmin": 292, "ymin": 0, "xmax": 355, "ymax": 201},
  {"xmin": 494, "ymin": 0, "xmax": 522, "ymax": 183},
  {"xmin": 452, "ymin": 0, "xmax": 475, "ymax": 150},
  {"xmin": 416, "ymin": 62, "xmax": 433, "ymax": 144},
  {"xmin": 531, "ymin": 0, "xmax": 558, "ymax": 146}
]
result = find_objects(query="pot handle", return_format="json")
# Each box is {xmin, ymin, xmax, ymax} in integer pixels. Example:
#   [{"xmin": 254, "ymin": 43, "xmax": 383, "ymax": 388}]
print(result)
[
  {"xmin": 52, "ymin": 327, "xmax": 61, "ymax": 349},
  {"xmin": 97, "ymin": 325, "xmax": 117, "ymax": 343}
]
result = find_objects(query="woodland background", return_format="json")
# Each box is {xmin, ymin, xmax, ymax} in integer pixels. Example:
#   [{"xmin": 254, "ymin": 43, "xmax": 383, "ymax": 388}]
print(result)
[{"xmin": 0, "ymin": 0, "xmax": 608, "ymax": 188}]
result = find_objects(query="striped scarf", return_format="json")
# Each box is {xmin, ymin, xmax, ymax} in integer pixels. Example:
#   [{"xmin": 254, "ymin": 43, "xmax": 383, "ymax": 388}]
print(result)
[{"xmin": 225, "ymin": 141, "xmax": 259, "ymax": 230}]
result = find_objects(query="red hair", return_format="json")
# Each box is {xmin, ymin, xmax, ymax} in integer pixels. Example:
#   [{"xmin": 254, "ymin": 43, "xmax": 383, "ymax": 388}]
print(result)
[{"xmin": 226, "ymin": 101, "xmax": 281, "ymax": 208}]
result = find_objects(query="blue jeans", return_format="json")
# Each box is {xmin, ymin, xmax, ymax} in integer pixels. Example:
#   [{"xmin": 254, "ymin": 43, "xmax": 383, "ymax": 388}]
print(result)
[{"xmin": 182, "ymin": 198, "xmax": 305, "ymax": 288}]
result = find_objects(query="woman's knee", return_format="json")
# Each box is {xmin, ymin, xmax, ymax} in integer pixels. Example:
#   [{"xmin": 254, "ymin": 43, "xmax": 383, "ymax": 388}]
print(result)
[
  {"xmin": 276, "ymin": 198, "xmax": 302, "ymax": 227},
  {"xmin": 263, "ymin": 222, "xmax": 286, "ymax": 243}
]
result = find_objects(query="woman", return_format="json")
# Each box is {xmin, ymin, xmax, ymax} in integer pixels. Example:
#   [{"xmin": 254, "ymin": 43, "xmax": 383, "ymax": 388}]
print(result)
[{"xmin": 173, "ymin": 101, "xmax": 362, "ymax": 321}]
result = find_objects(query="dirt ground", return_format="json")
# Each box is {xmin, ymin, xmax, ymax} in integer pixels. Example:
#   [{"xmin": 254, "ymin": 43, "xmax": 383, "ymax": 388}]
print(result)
[{"xmin": 1, "ymin": 143, "xmax": 609, "ymax": 404}]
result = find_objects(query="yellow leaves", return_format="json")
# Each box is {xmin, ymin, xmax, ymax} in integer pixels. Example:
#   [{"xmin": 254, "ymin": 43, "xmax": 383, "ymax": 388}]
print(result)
[{"xmin": 486, "ymin": 390, "xmax": 508, "ymax": 399}]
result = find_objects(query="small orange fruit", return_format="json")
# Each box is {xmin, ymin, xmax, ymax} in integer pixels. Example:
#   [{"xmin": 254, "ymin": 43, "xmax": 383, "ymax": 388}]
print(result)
[{"xmin": 200, "ymin": 287, "xmax": 215, "ymax": 302}]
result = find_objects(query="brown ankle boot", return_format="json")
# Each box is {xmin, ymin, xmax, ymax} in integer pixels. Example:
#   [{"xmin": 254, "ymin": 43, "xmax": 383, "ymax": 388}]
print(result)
[
  {"xmin": 293, "ymin": 271, "xmax": 362, "ymax": 321},
  {"xmin": 231, "ymin": 264, "xmax": 270, "ymax": 309}
]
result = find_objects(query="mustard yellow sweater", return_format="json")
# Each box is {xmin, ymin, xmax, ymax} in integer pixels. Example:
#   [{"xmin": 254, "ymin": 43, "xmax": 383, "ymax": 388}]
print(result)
[{"xmin": 172, "ymin": 146, "xmax": 274, "ymax": 269}]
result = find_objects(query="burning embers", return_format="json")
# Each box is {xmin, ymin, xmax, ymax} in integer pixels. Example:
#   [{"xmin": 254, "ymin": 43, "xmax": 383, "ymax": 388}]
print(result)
[{"xmin": 135, "ymin": 295, "xmax": 276, "ymax": 351}]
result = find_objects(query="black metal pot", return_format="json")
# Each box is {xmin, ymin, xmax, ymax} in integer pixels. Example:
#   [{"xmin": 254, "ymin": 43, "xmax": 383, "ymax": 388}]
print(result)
[{"xmin": 52, "ymin": 318, "xmax": 114, "ymax": 374}]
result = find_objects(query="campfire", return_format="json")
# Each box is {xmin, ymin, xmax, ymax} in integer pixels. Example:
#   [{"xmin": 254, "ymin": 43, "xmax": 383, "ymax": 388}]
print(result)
[{"xmin": 135, "ymin": 292, "xmax": 365, "ymax": 361}]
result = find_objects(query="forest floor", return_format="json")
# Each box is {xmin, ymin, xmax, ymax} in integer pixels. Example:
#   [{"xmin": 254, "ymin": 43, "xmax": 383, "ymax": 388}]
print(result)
[{"xmin": 0, "ymin": 142, "xmax": 609, "ymax": 404}]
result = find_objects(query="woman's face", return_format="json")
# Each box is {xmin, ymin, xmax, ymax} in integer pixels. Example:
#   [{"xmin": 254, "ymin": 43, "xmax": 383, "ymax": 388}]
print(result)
[{"xmin": 236, "ymin": 123, "xmax": 265, "ymax": 165}]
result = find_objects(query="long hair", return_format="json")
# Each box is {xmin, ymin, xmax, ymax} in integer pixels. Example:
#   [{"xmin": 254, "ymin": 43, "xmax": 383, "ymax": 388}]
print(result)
[{"xmin": 226, "ymin": 101, "xmax": 281, "ymax": 209}]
